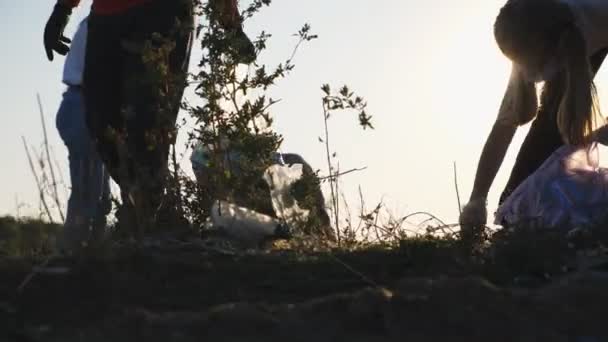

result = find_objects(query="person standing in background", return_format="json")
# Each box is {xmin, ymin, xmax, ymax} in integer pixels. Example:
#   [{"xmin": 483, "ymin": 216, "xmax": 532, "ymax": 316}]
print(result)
[
  {"xmin": 43, "ymin": 0, "xmax": 256, "ymax": 235},
  {"xmin": 55, "ymin": 17, "xmax": 111, "ymax": 253}
]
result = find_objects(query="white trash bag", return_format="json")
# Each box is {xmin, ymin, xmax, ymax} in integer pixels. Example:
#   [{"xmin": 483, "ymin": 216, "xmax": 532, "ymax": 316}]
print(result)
[
  {"xmin": 210, "ymin": 200, "xmax": 281, "ymax": 243},
  {"xmin": 207, "ymin": 157, "xmax": 309, "ymax": 244}
]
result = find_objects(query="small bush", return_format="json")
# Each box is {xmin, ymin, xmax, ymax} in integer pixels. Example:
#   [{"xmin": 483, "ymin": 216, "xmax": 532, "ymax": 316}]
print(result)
[{"xmin": 0, "ymin": 216, "xmax": 61, "ymax": 257}]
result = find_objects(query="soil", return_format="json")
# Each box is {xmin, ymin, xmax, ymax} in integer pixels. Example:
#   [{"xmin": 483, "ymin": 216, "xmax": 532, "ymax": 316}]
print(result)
[{"xmin": 0, "ymin": 237, "xmax": 607, "ymax": 342}]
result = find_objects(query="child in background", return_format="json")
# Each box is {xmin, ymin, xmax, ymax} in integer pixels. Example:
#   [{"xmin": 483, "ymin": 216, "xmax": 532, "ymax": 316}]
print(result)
[
  {"xmin": 44, "ymin": 0, "xmax": 255, "ymax": 231},
  {"xmin": 56, "ymin": 17, "xmax": 111, "ymax": 252}
]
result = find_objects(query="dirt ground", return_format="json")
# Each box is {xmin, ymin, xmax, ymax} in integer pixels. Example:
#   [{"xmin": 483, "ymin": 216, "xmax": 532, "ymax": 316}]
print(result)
[{"xmin": 1, "ymin": 236, "xmax": 607, "ymax": 342}]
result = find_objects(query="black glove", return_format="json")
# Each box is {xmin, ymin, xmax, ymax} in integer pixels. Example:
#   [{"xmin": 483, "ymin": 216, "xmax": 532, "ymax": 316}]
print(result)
[
  {"xmin": 44, "ymin": 3, "xmax": 72, "ymax": 61},
  {"xmin": 228, "ymin": 28, "xmax": 257, "ymax": 64}
]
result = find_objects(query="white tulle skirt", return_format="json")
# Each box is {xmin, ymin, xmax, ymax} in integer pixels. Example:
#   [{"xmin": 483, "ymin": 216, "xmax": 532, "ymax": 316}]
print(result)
[{"xmin": 495, "ymin": 143, "xmax": 608, "ymax": 229}]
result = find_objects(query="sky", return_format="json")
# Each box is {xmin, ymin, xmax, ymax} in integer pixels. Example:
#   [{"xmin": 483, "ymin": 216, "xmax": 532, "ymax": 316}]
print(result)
[{"xmin": 3, "ymin": 0, "xmax": 608, "ymax": 226}]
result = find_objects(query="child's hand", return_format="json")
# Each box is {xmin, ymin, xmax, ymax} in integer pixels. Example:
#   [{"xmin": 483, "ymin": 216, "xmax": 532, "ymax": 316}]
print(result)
[{"xmin": 459, "ymin": 198, "xmax": 487, "ymax": 240}]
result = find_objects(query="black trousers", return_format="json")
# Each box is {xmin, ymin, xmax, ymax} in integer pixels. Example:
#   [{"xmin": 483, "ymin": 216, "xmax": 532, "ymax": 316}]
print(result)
[
  {"xmin": 499, "ymin": 48, "xmax": 608, "ymax": 204},
  {"xmin": 83, "ymin": 0, "xmax": 193, "ymax": 207}
]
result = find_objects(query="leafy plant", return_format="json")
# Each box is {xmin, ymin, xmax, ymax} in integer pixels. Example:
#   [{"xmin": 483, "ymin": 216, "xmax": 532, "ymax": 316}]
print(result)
[
  {"xmin": 180, "ymin": 0, "xmax": 320, "ymax": 230},
  {"xmin": 319, "ymin": 84, "xmax": 373, "ymax": 244}
]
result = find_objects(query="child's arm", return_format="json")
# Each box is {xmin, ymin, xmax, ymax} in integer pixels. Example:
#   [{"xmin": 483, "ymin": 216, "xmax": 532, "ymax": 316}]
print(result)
[
  {"xmin": 469, "ymin": 66, "xmax": 537, "ymax": 201},
  {"xmin": 460, "ymin": 66, "xmax": 537, "ymax": 228},
  {"xmin": 468, "ymin": 123, "xmax": 518, "ymax": 202}
]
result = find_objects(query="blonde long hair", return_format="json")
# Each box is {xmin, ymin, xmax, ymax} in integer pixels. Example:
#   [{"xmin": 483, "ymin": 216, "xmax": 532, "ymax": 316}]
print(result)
[{"xmin": 494, "ymin": 0, "xmax": 602, "ymax": 145}]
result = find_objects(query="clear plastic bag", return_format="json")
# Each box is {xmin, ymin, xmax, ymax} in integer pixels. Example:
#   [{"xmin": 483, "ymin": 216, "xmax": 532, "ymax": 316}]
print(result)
[{"xmin": 263, "ymin": 163, "xmax": 311, "ymax": 228}]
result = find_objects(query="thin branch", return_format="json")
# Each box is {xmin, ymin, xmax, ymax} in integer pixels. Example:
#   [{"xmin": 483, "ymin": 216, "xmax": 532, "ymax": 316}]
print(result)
[
  {"xmin": 426, "ymin": 223, "xmax": 459, "ymax": 234},
  {"xmin": 335, "ymin": 161, "xmax": 340, "ymax": 241},
  {"xmin": 356, "ymin": 185, "xmax": 365, "ymax": 233},
  {"xmin": 286, "ymin": 35, "xmax": 306, "ymax": 65},
  {"xmin": 372, "ymin": 200, "xmax": 384, "ymax": 242},
  {"xmin": 340, "ymin": 191, "xmax": 353, "ymax": 233},
  {"xmin": 322, "ymin": 101, "xmax": 340, "ymax": 245},
  {"xmin": 319, "ymin": 167, "xmax": 367, "ymax": 180},
  {"xmin": 328, "ymin": 254, "xmax": 382, "ymax": 289},
  {"xmin": 261, "ymin": 98, "xmax": 282, "ymax": 112},
  {"xmin": 37, "ymin": 94, "xmax": 65, "ymax": 223},
  {"xmin": 22, "ymin": 136, "xmax": 54, "ymax": 223},
  {"xmin": 400, "ymin": 211, "xmax": 448, "ymax": 228},
  {"xmin": 453, "ymin": 161, "xmax": 462, "ymax": 215}
]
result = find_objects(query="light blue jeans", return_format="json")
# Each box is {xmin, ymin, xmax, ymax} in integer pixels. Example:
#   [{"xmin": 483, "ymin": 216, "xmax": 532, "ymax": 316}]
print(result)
[{"xmin": 56, "ymin": 86, "xmax": 111, "ymax": 246}]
